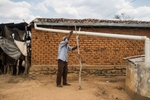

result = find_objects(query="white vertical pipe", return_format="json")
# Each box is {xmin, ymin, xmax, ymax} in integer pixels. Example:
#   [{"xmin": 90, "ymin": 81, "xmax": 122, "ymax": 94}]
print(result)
[
  {"xmin": 34, "ymin": 23, "xmax": 150, "ymax": 62},
  {"xmin": 145, "ymin": 38, "xmax": 150, "ymax": 62}
]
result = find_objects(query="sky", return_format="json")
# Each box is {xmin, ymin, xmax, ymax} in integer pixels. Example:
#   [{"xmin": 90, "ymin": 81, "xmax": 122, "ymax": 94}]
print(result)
[{"xmin": 0, "ymin": 0, "xmax": 150, "ymax": 24}]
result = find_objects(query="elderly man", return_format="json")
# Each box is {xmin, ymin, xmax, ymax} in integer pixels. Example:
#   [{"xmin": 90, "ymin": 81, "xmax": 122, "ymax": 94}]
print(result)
[{"xmin": 56, "ymin": 30, "xmax": 77, "ymax": 87}]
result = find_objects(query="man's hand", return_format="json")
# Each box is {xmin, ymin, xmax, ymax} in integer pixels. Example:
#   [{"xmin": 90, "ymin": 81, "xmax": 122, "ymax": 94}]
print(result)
[
  {"xmin": 68, "ymin": 30, "xmax": 73, "ymax": 40},
  {"xmin": 70, "ymin": 30, "xmax": 73, "ymax": 34},
  {"xmin": 72, "ymin": 46, "xmax": 77, "ymax": 50}
]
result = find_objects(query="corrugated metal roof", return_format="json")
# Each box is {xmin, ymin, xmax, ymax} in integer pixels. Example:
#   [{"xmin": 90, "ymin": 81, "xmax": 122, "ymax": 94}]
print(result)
[
  {"xmin": 0, "ymin": 22, "xmax": 31, "ymax": 31},
  {"xmin": 32, "ymin": 18, "xmax": 150, "ymax": 28},
  {"xmin": 123, "ymin": 55, "xmax": 145, "ymax": 64}
]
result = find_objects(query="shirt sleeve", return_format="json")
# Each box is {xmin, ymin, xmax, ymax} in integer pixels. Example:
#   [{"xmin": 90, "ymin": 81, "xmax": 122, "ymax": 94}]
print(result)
[{"xmin": 68, "ymin": 45, "xmax": 73, "ymax": 51}]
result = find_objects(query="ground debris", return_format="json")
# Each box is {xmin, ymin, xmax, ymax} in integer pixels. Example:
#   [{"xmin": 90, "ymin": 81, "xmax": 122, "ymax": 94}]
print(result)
[{"xmin": 0, "ymin": 74, "xmax": 131, "ymax": 100}]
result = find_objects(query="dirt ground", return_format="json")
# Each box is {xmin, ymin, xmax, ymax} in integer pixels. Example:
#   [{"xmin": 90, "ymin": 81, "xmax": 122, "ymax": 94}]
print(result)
[{"xmin": 0, "ymin": 74, "xmax": 131, "ymax": 100}]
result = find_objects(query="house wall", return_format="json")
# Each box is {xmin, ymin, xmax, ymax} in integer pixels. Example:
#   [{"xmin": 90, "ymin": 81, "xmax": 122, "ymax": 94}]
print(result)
[{"xmin": 30, "ymin": 26, "xmax": 150, "ymax": 75}]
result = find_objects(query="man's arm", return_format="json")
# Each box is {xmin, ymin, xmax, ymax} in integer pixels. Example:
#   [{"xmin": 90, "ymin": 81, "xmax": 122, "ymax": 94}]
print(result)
[{"xmin": 67, "ymin": 30, "xmax": 73, "ymax": 41}]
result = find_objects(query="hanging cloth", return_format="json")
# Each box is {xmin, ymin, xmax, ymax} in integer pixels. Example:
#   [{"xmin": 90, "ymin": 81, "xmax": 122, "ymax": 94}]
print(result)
[
  {"xmin": 0, "ymin": 37, "xmax": 21, "ymax": 60},
  {"xmin": 14, "ymin": 40, "xmax": 27, "ymax": 56}
]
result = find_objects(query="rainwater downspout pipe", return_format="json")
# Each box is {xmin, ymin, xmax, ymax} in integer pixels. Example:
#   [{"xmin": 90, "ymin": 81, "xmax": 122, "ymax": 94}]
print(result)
[{"xmin": 34, "ymin": 23, "xmax": 150, "ymax": 63}]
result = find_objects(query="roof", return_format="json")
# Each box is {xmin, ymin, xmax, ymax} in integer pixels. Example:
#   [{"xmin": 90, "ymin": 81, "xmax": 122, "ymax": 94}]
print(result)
[
  {"xmin": 32, "ymin": 18, "xmax": 150, "ymax": 28},
  {"xmin": 0, "ymin": 22, "xmax": 31, "ymax": 31},
  {"xmin": 123, "ymin": 55, "xmax": 145, "ymax": 64}
]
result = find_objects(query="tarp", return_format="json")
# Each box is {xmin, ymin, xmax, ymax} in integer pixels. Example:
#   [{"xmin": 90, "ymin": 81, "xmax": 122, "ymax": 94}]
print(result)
[
  {"xmin": 0, "ymin": 37, "xmax": 21, "ymax": 60},
  {"xmin": 4, "ymin": 25, "xmax": 26, "ymax": 41},
  {"xmin": 14, "ymin": 40, "xmax": 27, "ymax": 56}
]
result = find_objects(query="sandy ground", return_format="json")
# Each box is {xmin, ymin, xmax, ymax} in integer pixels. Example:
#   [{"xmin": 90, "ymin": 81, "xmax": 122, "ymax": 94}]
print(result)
[{"xmin": 0, "ymin": 74, "xmax": 131, "ymax": 100}]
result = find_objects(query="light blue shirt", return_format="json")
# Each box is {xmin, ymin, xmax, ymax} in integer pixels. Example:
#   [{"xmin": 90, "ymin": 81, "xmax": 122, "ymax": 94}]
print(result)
[{"xmin": 58, "ymin": 39, "xmax": 72, "ymax": 62}]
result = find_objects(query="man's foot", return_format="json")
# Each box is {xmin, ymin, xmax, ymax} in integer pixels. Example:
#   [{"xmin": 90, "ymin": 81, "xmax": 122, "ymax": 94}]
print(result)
[
  {"xmin": 63, "ymin": 83, "xmax": 71, "ymax": 86},
  {"xmin": 57, "ymin": 85, "xmax": 63, "ymax": 87}
]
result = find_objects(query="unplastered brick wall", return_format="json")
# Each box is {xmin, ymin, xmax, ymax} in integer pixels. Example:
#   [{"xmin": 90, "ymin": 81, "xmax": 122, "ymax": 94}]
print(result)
[{"xmin": 31, "ymin": 27, "xmax": 150, "ymax": 67}]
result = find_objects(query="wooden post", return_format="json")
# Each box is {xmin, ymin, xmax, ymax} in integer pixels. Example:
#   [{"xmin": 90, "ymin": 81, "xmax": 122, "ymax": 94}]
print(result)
[{"xmin": 75, "ymin": 26, "xmax": 82, "ymax": 90}]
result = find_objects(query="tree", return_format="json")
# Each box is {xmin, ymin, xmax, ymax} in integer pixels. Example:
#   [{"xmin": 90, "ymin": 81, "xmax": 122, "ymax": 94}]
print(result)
[{"xmin": 114, "ymin": 13, "xmax": 134, "ymax": 20}]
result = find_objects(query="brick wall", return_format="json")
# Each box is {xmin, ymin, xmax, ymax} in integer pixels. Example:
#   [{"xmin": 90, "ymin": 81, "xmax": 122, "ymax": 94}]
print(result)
[{"xmin": 31, "ymin": 27, "xmax": 150, "ymax": 74}]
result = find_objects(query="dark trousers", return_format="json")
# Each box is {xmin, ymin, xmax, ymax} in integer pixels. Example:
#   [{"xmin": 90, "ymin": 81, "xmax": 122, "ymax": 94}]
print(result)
[{"xmin": 56, "ymin": 59, "xmax": 68, "ymax": 86}]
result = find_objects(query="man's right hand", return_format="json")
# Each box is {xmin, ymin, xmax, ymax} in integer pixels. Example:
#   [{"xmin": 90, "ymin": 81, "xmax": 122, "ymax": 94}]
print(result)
[
  {"xmin": 68, "ymin": 30, "xmax": 73, "ymax": 40},
  {"xmin": 70, "ymin": 30, "xmax": 73, "ymax": 34}
]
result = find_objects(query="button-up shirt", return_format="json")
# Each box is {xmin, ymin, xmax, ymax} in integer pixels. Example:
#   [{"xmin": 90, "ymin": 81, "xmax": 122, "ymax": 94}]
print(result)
[{"xmin": 58, "ymin": 39, "xmax": 72, "ymax": 62}]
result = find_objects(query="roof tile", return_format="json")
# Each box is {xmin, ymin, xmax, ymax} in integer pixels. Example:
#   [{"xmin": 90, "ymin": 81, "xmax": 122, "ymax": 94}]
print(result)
[{"xmin": 33, "ymin": 18, "xmax": 150, "ymax": 25}]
